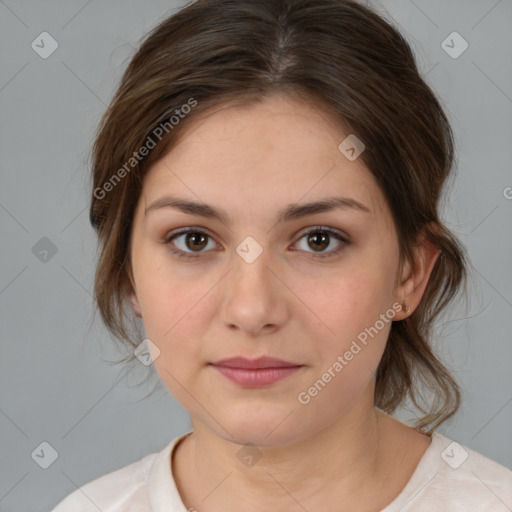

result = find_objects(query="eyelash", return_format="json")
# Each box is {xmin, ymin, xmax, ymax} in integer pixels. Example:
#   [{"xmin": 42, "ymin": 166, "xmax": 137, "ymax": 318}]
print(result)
[{"xmin": 162, "ymin": 226, "xmax": 350, "ymax": 261}]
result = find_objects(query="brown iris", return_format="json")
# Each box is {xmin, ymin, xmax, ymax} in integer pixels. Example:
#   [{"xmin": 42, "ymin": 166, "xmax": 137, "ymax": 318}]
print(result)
[{"xmin": 308, "ymin": 231, "xmax": 329, "ymax": 252}]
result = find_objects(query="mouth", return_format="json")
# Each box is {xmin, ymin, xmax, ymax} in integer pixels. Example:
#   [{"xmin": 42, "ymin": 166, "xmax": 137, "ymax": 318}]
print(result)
[
  {"xmin": 209, "ymin": 356, "xmax": 304, "ymax": 388},
  {"xmin": 211, "ymin": 356, "xmax": 301, "ymax": 369}
]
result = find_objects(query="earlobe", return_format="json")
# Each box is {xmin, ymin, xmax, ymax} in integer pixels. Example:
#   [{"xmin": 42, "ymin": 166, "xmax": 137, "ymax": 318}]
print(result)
[
  {"xmin": 130, "ymin": 292, "xmax": 142, "ymax": 318},
  {"xmin": 126, "ymin": 264, "xmax": 142, "ymax": 318}
]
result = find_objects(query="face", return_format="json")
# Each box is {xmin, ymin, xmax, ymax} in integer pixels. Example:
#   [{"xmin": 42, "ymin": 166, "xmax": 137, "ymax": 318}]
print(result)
[{"xmin": 128, "ymin": 93, "xmax": 411, "ymax": 447}]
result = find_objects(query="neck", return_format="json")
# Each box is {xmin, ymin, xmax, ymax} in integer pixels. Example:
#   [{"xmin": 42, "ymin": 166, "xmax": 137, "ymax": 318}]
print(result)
[{"xmin": 175, "ymin": 398, "xmax": 398, "ymax": 511}]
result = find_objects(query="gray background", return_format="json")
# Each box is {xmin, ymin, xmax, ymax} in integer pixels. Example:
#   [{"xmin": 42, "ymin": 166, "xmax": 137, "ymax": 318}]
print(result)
[{"xmin": 1, "ymin": 1, "xmax": 511, "ymax": 511}]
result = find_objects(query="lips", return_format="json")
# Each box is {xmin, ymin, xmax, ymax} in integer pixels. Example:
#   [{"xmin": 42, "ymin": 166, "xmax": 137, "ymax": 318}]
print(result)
[
  {"xmin": 209, "ymin": 356, "xmax": 304, "ymax": 388},
  {"xmin": 211, "ymin": 356, "xmax": 301, "ymax": 369}
]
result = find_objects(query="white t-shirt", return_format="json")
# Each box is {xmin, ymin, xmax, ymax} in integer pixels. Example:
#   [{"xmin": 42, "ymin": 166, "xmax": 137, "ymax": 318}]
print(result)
[{"xmin": 50, "ymin": 430, "xmax": 512, "ymax": 511}]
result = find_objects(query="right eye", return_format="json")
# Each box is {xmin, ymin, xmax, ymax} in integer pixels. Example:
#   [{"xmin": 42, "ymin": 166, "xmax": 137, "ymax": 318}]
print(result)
[{"xmin": 163, "ymin": 227, "xmax": 218, "ymax": 259}]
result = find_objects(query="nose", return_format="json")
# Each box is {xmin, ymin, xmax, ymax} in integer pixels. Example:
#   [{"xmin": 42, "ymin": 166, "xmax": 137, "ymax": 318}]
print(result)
[{"xmin": 218, "ymin": 244, "xmax": 288, "ymax": 336}]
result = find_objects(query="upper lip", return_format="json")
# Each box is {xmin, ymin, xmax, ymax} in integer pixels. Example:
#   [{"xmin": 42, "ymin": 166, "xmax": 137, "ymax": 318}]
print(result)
[{"xmin": 211, "ymin": 356, "xmax": 302, "ymax": 369}]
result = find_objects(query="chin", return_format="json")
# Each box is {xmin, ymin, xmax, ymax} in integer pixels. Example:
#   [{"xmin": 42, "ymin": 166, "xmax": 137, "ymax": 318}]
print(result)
[{"xmin": 213, "ymin": 409, "xmax": 306, "ymax": 448}]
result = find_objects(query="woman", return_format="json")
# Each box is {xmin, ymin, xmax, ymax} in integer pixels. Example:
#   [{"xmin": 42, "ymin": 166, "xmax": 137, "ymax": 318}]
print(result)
[{"xmin": 51, "ymin": 0, "xmax": 512, "ymax": 510}]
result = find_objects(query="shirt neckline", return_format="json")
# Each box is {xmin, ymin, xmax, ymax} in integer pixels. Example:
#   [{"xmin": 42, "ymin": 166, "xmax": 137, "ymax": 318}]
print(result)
[
  {"xmin": 148, "ymin": 431, "xmax": 193, "ymax": 512},
  {"xmin": 147, "ymin": 430, "xmax": 446, "ymax": 512}
]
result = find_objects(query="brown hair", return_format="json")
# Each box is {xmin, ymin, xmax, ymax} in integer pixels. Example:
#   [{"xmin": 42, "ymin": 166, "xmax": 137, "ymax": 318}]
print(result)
[{"xmin": 88, "ymin": 0, "xmax": 469, "ymax": 432}]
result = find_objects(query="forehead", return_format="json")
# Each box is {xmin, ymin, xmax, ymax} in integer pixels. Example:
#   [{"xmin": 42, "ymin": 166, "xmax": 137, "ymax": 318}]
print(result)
[{"xmin": 140, "ymin": 93, "xmax": 388, "ymax": 222}]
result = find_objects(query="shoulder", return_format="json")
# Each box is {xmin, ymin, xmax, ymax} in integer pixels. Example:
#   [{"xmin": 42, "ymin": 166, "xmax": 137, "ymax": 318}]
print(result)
[
  {"xmin": 434, "ymin": 433, "xmax": 512, "ymax": 487},
  {"xmin": 49, "ymin": 443, "xmax": 169, "ymax": 512},
  {"xmin": 398, "ymin": 432, "xmax": 512, "ymax": 511}
]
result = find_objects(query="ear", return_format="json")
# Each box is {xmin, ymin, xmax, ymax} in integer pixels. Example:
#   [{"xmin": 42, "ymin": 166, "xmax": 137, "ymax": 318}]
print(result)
[
  {"xmin": 394, "ymin": 226, "xmax": 440, "ymax": 320},
  {"xmin": 127, "ymin": 265, "xmax": 143, "ymax": 318},
  {"xmin": 129, "ymin": 291, "xmax": 143, "ymax": 318}
]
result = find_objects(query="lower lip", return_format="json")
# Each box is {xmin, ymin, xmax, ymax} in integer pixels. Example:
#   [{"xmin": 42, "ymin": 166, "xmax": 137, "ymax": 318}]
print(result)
[{"xmin": 211, "ymin": 365, "xmax": 302, "ymax": 387}]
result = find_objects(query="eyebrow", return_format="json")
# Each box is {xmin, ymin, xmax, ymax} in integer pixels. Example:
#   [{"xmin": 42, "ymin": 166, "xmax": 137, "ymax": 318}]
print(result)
[{"xmin": 144, "ymin": 195, "xmax": 371, "ymax": 223}]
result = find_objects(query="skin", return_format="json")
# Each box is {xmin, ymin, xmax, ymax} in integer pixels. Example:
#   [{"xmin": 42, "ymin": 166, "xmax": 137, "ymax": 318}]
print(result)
[{"xmin": 128, "ymin": 92, "xmax": 440, "ymax": 511}]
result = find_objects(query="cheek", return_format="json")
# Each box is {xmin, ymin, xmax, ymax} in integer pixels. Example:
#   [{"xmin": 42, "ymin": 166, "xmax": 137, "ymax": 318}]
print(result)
[
  {"xmin": 134, "ymin": 254, "xmax": 219, "ymax": 377},
  {"xmin": 134, "ymin": 244, "xmax": 201, "ymax": 330},
  {"xmin": 138, "ymin": 272, "xmax": 212, "ymax": 405},
  {"xmin": 296, "ymin": 276, "xmax": 392, "ymax": 411},
  {"xmin": 290, "ymin": 257, "xmax": 394, "ymax": 384},
  {"xmin": 140, "ymin": 279, "xmax": 208, "ymax": 350},
  {"xmin": 293, "ymin": 263, "xmax": 390, "ymax": 338}
]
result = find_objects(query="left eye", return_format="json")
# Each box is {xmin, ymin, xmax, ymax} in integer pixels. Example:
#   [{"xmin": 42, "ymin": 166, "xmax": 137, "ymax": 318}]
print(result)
[
  {"xmin": 163, "ymin": 226, "xmax": 349, "ymax": 260},
  {"xmin": 293, "ymin": 228, "xmax": 349, "ymax": 258}
]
